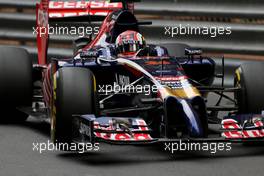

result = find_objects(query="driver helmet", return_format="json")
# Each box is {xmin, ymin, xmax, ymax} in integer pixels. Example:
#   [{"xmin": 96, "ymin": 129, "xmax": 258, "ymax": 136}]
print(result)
[{"xmin": 115, "ymin": 30, "xmax": 146, "ymax": 57}]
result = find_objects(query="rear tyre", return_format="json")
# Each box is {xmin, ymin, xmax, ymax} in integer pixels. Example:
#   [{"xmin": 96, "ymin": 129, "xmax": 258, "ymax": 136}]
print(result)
[
  {"xmin": 234, "ymin": 62, "xmax": 264, "ymax": 113},
  {"xmin": 0, "ymin": 46, "xmax": 32, "ymax": 122},
  {"xmin": 51, "ymin": 67, "xmax": 97, "ymax": 146}
]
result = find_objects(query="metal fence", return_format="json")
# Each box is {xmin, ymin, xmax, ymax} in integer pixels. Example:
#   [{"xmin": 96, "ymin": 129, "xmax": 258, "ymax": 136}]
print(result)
[{"xmin": 0, "ymin": 0, "xmax": 263, "ymax": 86}]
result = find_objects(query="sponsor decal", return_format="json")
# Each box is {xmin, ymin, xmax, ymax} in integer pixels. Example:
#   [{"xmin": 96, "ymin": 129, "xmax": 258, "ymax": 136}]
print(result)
[
  {"xmin": 93, "ymin": 119, "xmax": 152, "ymax": 141},
  {"xmin": 115, "ymin": 74, "xmax": 130, "ymax": 86},
  {"xmin": 95, "ymin": 132, "xmax": 152, "ymax": 141},
  {"xmin": 222, "ymin": 118, "xmax": 264, "ymax": 139},
  {"xmin": 48, "ymin": 1, "xmax": 122, "ymax": 17},
  {"xmin": 49, "ymin": 1, "xmax": 122, "ymax": 9},
  {"xmin": 155, "ymin": 76, "xmax": 192, "ymax": 89}
]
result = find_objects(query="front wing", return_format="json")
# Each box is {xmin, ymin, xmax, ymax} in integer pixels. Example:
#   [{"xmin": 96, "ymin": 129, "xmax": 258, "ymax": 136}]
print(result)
[{"xmin": 74, "ymin": 114, "xmax": 264, "ymax": 145}]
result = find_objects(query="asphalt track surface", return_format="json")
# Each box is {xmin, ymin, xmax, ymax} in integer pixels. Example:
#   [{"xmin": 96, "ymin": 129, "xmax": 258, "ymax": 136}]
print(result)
[{"xmin": 1, "ymin": 93, "xmax": 264, "ymax": 176}]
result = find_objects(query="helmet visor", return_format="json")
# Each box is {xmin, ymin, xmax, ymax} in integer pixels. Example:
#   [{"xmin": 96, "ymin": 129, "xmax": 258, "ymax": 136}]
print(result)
[{"xmin": 118, "ymin": 40, "xmax": 143, "ymax": 54}]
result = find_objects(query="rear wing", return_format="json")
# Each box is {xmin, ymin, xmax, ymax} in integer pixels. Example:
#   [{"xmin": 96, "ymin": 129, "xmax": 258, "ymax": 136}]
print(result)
[
  {"xmin": 48, "ymin": 1, "xmax": 122, "ymax": 18},
  {"xmin": 36, "ymin": 0, "xmax": 137, "ymax": 65}
]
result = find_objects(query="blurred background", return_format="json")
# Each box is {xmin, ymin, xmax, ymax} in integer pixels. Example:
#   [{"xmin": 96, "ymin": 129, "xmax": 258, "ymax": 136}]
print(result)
[
  {"xmin": 1, "ymin": 2, "xmax": 264, "ymax": 175},
  {"xmin": 0, "ymin": 0, "xmax": 263, "ymax": 86}
]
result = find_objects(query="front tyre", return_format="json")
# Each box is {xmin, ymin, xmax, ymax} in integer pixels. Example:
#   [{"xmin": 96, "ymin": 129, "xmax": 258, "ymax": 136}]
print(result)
[
  {"xmin": 0, "ymin": 46, "xmax": 32, "ymax": 122},
  {"xmin": 234, "ymin": 62, "xmax": 264, "ymax": 113},
  {"xmin": 51, "ymin": 67, "xmax": 97, "ymax": 145}
]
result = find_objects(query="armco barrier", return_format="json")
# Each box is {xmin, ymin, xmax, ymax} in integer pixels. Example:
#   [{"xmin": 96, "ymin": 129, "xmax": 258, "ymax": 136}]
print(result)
[{"xmin": 0, "ymin": 0, "xmax": 263, "ymax": 86}]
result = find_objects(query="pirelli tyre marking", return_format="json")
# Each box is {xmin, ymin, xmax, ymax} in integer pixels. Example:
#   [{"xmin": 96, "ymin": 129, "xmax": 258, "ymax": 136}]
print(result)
[{"xmin": 51, "ymin": 73, "xmax": 57, "ymax": 142}]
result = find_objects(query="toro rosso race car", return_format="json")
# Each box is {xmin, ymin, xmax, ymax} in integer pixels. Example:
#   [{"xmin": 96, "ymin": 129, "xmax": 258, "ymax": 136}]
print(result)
[{"xmin": 1, "ymin": 0, "xmax": 264, "ymax": 146}]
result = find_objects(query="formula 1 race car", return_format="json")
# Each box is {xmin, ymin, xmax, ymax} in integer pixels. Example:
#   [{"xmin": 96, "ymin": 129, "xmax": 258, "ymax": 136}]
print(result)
[{"xmin": 1, "ymin": 0, "xmax": 264, "ymax": 146}]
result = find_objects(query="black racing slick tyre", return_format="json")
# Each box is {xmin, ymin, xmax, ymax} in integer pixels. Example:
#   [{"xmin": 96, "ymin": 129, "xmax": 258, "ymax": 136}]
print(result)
[
  {"xmin": 234, "ymin": 62, "xmax": 264, "ymax": 114},
  {"xmin": 0, "ymin": 46, "xmax": 32, "ymax": 122},
  {"xmin": 51, "ymin": 67, "xmax": 97, "ymax": 145}
]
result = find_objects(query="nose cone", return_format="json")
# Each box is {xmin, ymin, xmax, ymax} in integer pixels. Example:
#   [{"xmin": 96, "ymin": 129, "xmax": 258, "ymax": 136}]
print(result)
[
  {"xmin": 180, "ymin": 99, "xmax": 204, "ymax": 137},
  {"xmin": 164, "ymin": 96, "xmax": 204, "ymax": 138}
]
